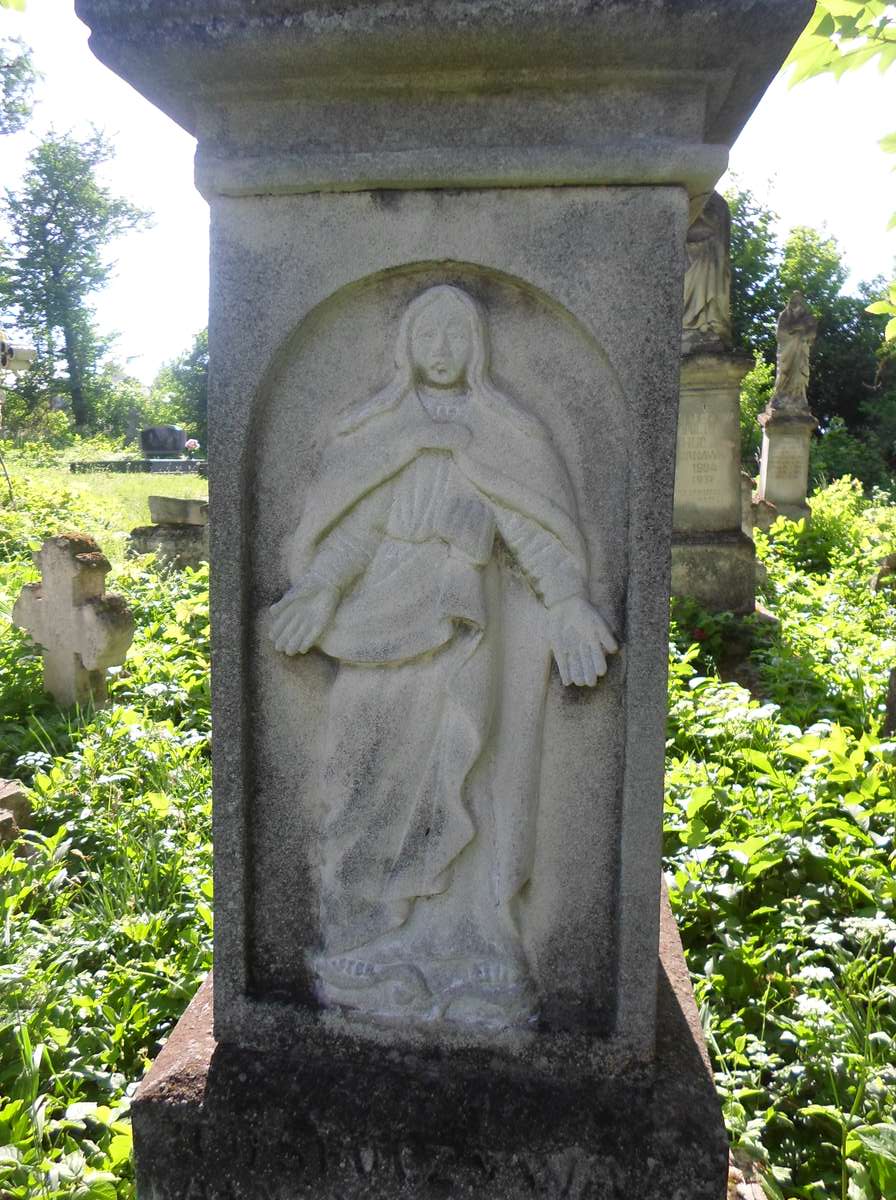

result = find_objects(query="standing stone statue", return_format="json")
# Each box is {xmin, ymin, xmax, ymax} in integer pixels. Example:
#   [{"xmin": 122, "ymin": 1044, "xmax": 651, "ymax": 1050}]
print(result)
[
  {"xmin": 76, "ymin": 2, "xmax": 813, "ymax": 1198},
  {"xmin": 771, "ymin": 290, "xmax": 817, "ymax": 409},
  {"xmin": 673, "ymin": 193, "xmax": 755, "ymax": 613},
  {"xmin": 681, "ymin": 192, "xmax": 733, "ymax": 355},
  {"xmin": 271, "ymin": 284, "xmax": 617, "ymax": 1024},
  {"xmin": 756, "ymin": 292, "xmax": 819, "ymax": 524}
]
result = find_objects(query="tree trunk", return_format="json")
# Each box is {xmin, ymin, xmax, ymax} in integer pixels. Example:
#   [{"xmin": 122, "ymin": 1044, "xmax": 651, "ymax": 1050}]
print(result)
[{"xmin": 61, "ymin": 323, "xmax": 88, "ymax": 428}]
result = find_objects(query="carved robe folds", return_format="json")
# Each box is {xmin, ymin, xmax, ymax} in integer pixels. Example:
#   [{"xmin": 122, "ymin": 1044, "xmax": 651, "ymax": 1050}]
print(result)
[{"xmin": 288, "ymin": 383, "xmax": 589, "ymax": 1023}]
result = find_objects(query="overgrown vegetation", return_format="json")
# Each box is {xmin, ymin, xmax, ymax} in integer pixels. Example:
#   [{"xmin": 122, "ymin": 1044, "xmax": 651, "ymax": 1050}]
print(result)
[
  {"xmin": 727, "ymin": 186, "xmax": 894, "ymax": 488},
  {"xmin": 668, "ymin": 477, "xmax": 896, "ymax": 1200},
  {"xmin": 0, "ymin": 469, "xmax": 210, "ymax": 1200},
  {"xmin": 0, "ymin": 466, "xmax": 894, "ymax": 1199}
]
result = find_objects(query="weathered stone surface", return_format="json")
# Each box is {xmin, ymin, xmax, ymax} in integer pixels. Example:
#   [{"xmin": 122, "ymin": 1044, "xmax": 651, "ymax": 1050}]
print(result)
[
  {"xmin": 12, "ymin": 534, "xmax": 135, "ymax": 706},
  {"xmin": 757, "ymin": 410, "xmax": 816, "ymax": 523},
  {"xmin": 77, "ymin": 0, "xmax": 810, "ymax": 203},
  {"xmin": 672, "ymin": 352, "xmax": 755, "ymax": 613},
  {"xmin": 674, "ymin": 353, "xmax": 753, "ymax": 535},
  {"xmin": 0, "ymin": 810, "xmax": 20, "ymax": 845},
  {"xmin": 132, "ymin": 890, "xmax": 728, "ymax": 1200},
  {"xmin": 756, "ymin": 294, "xmax": 819, "ymax": 521},
  {"xmin": 682, "ymin": 192, "xmax": 733, "ymax": 356},
  {"xmin": 0, "ymin": 780, "xmax": 30, "ymax": 829},
  {"xmin": 129, "ymin": 523, "xmax": 209, "ymax": 570},
  {"xmin": 207, "ymin": 187, "xmax": 681, "ymax": 1059},
  {"xmin": 671, "ymin": 533, "xmax": 757, "ymax": 616},
  {"xmin": 148, "ymin": 495, "xmax": 208, "ymax": 526},
  {"xmin": 741, "ymin": 472, "xmax": 755, "ymax": 538}
]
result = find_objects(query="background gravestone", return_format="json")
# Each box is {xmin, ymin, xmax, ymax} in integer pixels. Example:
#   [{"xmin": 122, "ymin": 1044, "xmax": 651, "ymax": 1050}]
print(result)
[
  {"xmin": 129, "ymin": 495, "xmax": 209, "ymax": 569},
  {"xmin": 756, "ymin": 292, "xmax": 819, "ymax": 525},
  {"xmin": 672, "ymin": 192, "xmax": 755, "ymax": 614},
  {"xmin": 140, "ymin": 425, "xmax": 187, "ymax": 458},
  {"xmin": 77, "ymin": 2, "xmax": 812, "ymax": 1198}
]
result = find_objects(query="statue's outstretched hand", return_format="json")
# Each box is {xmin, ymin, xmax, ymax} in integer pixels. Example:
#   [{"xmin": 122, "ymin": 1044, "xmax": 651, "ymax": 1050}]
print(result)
[
  {"xmin": 548, "ymin": 595, "xmax": 619, "ymax": 687},
  {"xmin": 270, "ymin": 581, "xmax": 339, "ymax": 655}
]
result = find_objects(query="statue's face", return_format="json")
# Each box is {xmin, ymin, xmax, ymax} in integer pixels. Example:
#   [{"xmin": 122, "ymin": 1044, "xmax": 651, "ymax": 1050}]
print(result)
[{"xmin": 410, "ymin": 297, "xmax": 472, "ymax": 388}]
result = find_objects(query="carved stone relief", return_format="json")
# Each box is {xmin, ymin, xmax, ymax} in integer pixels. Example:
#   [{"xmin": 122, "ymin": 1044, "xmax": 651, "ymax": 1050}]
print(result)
[
  {"xmin": 268, "ymin": 285, "xmax": 619, "ymax": 1027},
  {"xmin": 681, "ymin": 192, "xmax": 733, "ymax": 355}
]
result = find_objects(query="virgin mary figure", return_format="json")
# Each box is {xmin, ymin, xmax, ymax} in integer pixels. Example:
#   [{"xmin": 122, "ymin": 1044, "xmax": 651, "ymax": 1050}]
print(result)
[{"xmin": 270, "ymin": 285, "xmax": 618, "ymax": 1027}]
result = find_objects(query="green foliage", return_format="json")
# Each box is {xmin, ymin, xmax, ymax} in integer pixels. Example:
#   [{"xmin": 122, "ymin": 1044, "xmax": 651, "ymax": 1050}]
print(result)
[
  {"xmin": 150, "ymin": 329, "xmax": 208, "ymax": 447},
  {"xmin": 0, "ymin": 131, "xmax": 149, "ymax": 429},
  {"xmin": 728, "ymin": 184, "xmax": 784, "ymax": 362},
  {"xmin": 669, "ymin": 479, "xmax": 896, "ymax": 1198},
  {"xmin": 785, "ymin": 2, "xmax": 896, "ymax": 339},
  {"xmin": 726, "ymin": 185, "xmax": 893, "ymax": 486},
  {"xmin": 811, "ymin": 419, "xmax": 895, "ymax": 493},
  {"xmin": 2, "ymin": 459, "xmax": 895, "ymax": 1198},
  {"xmin": 0, "ymin": 507, "xmax": 211, "ymax": 1197},
  {"xmin": 740, "ymin": 353, "xmax": 774, "ymax": 465},
  {"xmin": 0, "ymin": 36, "xmax": 35, "ymax": 135}
]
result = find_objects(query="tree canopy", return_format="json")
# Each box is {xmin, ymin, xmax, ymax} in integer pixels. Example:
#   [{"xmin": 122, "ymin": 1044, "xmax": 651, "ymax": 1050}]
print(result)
[
  {"xmin": 0, "ymin": 130, "xmax": 148, "ymax": 428},
  {"xmin": 0, "ymin": 35, "xmax": 35, "ymax": 135},
  {"xmin": 785, "ymin": 1, "xmax": 896, "ymax": 338}
]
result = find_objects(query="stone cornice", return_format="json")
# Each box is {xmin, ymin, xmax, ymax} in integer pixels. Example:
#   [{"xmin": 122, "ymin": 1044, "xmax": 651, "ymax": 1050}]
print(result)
[{"xmin": 75, "ymin": 1, "xmax": 813, "ymax": 198}]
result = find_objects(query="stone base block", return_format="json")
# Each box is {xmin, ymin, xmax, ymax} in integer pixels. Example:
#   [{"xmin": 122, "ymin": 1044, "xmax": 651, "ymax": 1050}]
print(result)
[
  {"xmin": 771, "ymin": 500, "xmax": 810, "ymax": 524},
  {"xmin": 69, "ymin": 459, "xmax": 205, "ymax": 475},
  {"xmin": 132, "ymin": 895, "xmax": 727, "ymax": 1200},
  {"xmin": 129, "ymin": 523, "xmax": 209, "ymax": 569},
  {"xmin": 671, "ymin": 530, "xmax": 755, "ymax": 615}
]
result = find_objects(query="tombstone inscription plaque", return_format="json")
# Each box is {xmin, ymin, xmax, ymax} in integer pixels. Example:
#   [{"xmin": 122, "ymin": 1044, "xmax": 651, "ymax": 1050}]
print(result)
[{"xmin": 76, "ymin": 2, "xmax": 812, "ymax": 1197}]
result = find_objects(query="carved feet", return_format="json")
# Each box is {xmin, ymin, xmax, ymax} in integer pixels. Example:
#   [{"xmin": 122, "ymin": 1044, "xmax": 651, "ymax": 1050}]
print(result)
[{"xmin": 312, "ymin": 952, "xmax": 536, "ymax": 1028}]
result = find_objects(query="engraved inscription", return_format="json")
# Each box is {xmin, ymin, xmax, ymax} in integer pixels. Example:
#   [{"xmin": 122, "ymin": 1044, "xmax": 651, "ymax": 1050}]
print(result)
[
  {"xmin": 773, "ymin": 449, "xmax": 804, "ymax": 481},
  {"xmin": 269, "ymin": 285, "xmax": 620, "ymax": 1028},
  {"xmin": 675, "ymin": 409, "xmax": 727, "ymax": 511}
]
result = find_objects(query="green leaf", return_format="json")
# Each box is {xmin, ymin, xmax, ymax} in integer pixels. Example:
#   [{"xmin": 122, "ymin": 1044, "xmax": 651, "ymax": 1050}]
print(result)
[
  {"xmin": 107, "ymin": 1131, "xmax": 133, "ymax": 1168},
  {"xmin": 886, "ymin": 317, "xmax": 896, "ymax": 341},
  {"xmin": 856, "ymin": 1125, "xmax": 896, "ymax": 1165},
  {"xmin": 865, "ymin": 300, "xmax": 895, "ymax": 314}
]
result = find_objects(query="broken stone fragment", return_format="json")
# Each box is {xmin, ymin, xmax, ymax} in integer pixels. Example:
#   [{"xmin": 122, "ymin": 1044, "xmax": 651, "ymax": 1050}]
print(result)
[
  {"xmin": 0, "ymin": 809, "xmax": 20, "ymax": 845},
  {"xmin": 11, "ymin": 533, "xmax": 135, "ymax": 706},
  {"xmin": 0, "ymin": 779, "xmax": 30, "ymax": 828}
]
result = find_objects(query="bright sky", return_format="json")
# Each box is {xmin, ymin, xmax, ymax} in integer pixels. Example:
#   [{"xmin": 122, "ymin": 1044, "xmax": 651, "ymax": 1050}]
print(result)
[{"xmin": 1, "ymin": 2, "xmax": 894, "ymax": 384}]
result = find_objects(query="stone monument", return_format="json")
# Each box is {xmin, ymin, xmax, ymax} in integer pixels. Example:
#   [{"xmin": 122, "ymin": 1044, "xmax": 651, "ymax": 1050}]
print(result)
[
  {"xmin": 756, "ymin": 292, "xmax": 819, "ymax": 524},
  {"xmin": 140, "ymin": 425, "xmax": 187, "ymax": 458},
  {"xmin": 672, "ymin": 192, "xmax": 755, "ymax": 613},
  {"xmin": 76, "ymin": 2, "xmax": 812, "ymax": 1197},
  {"xmin": 12, "ymin": 533, "xmax": 134, "ymax": 707},
  {"xmin": 129, "ymin": 494, "xmax": 209, "ymax": 569}
]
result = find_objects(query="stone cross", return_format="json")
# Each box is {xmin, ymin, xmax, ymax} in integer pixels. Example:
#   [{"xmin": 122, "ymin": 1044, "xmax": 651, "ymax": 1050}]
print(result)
[{"xmin": 12, "ymin": 534, "xmax": 134, "ymax": 707}]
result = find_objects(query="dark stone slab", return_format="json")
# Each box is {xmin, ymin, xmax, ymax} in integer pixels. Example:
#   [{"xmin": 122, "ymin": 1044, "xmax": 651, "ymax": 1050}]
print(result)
[
  {"xmin": 69, "ymin": 460, "xmax": 205, "ymax": 475},
  {"xmin": 132, "ymin": 891, "xmax": 727, "ymax": 1200},
  {"xmin": 141, "ymin": 425, "xmax": 187, "ymax": 457}
]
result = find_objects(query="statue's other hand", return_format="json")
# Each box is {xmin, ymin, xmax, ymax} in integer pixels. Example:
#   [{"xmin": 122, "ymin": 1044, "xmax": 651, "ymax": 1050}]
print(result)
[
  {"xmin": 270, "ymin": 582, "xmax": 339, "ymax": 655},
  {"xmin": 548, "ymin": 595, "xmax": 619, "ymax": 688}
]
